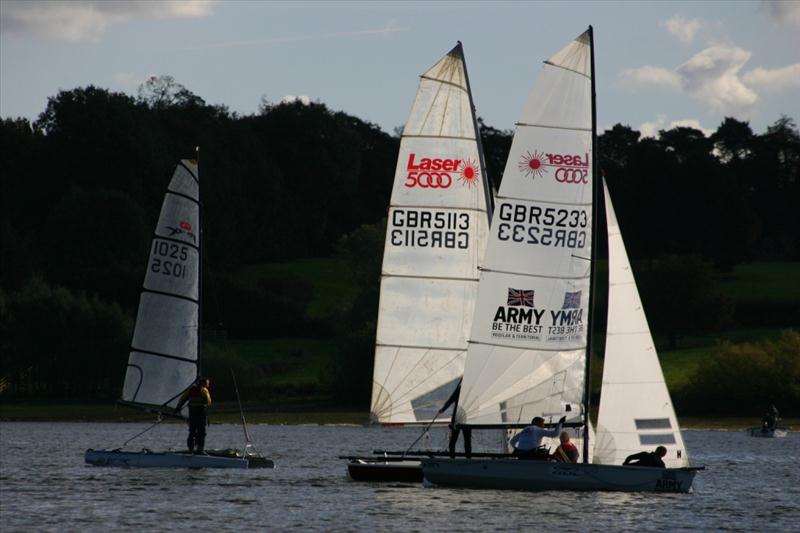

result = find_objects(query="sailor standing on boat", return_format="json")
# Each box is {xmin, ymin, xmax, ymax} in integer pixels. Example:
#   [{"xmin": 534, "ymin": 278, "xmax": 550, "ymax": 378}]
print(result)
[
  {"xmin": 439, "ymin": 379, "xmax": 472, "ymax": 458},
  {"xmin": 175, "ymin": 377, "xmax": 212, "ymax": 454},
  {"xmin": 509, "ymin": 416, "xmax": 566, "ymax": 459}
]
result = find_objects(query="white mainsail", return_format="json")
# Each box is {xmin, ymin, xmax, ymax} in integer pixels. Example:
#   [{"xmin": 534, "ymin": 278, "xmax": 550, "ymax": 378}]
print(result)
[
  {"xmin": 594, "ymin": 180, "xmax": 689, "ymax": 468},
  {"xmin": 457, "ymin": 31, "xmax": 593, "ymax": 427},
  {"xmin": 121, "ymin": 160, "xmax": 201, "ymax": 416},
  {"xmin": 370, "ymin": 44, "xmax": 491, "ymax": 424}
]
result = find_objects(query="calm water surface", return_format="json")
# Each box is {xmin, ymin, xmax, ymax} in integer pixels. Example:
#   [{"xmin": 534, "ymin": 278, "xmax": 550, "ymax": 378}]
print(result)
[{"xmin": 1, "ymin": 422, "xmax": 798, "ymax": 531}]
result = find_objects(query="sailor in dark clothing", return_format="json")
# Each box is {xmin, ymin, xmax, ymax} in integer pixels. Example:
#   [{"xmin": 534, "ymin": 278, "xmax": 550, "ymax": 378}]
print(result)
[
  {"xmin": 762, "ymin": 404, "xmax": 779, "ymax": 431},
  {"xmin": 623, "ymin": 446, "xmax": 667, "ymax": 468},
  {"xmin": 439, "ymin": 379, "xmax": 471, "ymax": 458},
  {"xmin": 175, "ymin": 377, "xmax": 212, "ymax": 454}
]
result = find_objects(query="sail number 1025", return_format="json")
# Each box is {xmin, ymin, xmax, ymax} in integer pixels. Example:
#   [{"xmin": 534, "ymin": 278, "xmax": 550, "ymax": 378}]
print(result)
[{"xmin": 150, "ymin": 240, "xmax": 190, "ymax": 278}]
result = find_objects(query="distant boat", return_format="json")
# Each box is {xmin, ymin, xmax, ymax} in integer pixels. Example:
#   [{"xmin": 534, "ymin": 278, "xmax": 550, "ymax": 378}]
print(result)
[
  {"xmin": 344, "ymin": 42, "xmax": 492, "ymax": 482},
  {"xmin": 85, "ymin": 159, "xmax": 273, "ymax": 469},
  {"xmin": 420, "ymin": 27, "xmax": 701, "ymax": 493},
  {"xmin": 748, "ymin": 427, "xmax": 788, "ymax": 438}
]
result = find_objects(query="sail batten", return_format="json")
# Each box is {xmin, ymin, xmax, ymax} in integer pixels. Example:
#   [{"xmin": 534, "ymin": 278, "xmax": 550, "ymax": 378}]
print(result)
[{"xmin": 370, "ymin": 44, "xmax": 491, "ymax": 424}]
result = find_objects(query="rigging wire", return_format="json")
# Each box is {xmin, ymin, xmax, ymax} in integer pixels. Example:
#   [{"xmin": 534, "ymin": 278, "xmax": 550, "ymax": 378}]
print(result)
[{"xmin": 121, "ymin": 415, "xmax": 165, "ymax": 449}]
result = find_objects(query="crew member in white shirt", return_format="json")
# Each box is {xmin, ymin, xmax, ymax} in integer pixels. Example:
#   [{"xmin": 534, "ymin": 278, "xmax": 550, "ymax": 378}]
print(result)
[{"xmin": 510, "ymin": 415, "xmax": 567, "ymax": 459}]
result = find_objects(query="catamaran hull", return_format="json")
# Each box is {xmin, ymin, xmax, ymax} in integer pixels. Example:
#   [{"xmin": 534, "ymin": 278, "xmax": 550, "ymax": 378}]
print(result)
[
  {"xmin": 84, "ymin": 449, "xmax": 274, "ymax": 469},
  {"xmin": 347, "ymin": 460, "xmax": 423, "ymax": 482},
  {"xmin": 749, "ymin": 427, "xmax": 788, "ymax": 438},
  {"xmin": 421, "ymin": 459, "xmax": 695, "ymax": 493}
]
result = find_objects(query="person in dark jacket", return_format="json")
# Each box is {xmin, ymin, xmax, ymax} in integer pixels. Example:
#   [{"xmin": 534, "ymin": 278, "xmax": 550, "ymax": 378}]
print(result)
[
  {"xmin": 623, "ymin": 446, "xmax": 667, "ymax": 468},
  {"xmin": 439, "ymin": 379, "xmax": 471, "ymax": 458},
  {"xmin": 175, "ymin": 377, "xmax": 212, "ymax": 454}
]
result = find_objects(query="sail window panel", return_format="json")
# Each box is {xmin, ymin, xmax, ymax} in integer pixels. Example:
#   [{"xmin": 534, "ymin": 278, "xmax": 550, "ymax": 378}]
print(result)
[
  {"xmin": 370, "ymin": 346, "xmax": 464, "ymax": 423},
  {"xmin": 497, "ymin": 127, "xmax": 592, "ymax": 207},
  {"xmin": 376, "ymin": 277, "xmax": 476, "ymax": 350},
  {"xmin": 639, "ymin": 434, "xmax": 677, "ymax": 445},
  {"xmin": 122, "ymin": 351, "xmax": 196, "ymax": 408},
  {"xmin": 169, "ymin": 162, "xmax": 199, "ymax": 201},
  {"xmin": 594, "ymin": 381, "xmax": 688, "ymax": 468},
  {"xmin": 467, "ymin": 271, "xmax": 590, "ymax": 352},
  {"xmin": 410, "ymin": 376, "xmax": 462, "ymax": 422},
  {"xmin": 389, "ymin": 138, "xmax": 490, "ymax": 212},
  {"xmin": 635, "ymin": 418, "xmax": 673, "ymax": 430},
  {"xmin": 142, "ymin": 238, "xmax": 200, "ymax": 300},
  {"xmin": 153, "ymin": 195, "xmax": 200, "ymax": 247},
  {"xmin": 132, "ymin": 293, "xmax": 199, "ymax": 359},
  {"xmin": 519, "ymin": 67, "xmax": 592, "ymax": 132}
]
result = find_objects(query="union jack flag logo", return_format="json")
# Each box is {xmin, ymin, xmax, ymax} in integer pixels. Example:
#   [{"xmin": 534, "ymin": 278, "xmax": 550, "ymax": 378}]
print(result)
[
  {"xmin": 562, "ymin": 291, "xmax": 582, "ymax": 309},
  {"xmin": 507, "ymin": 288, "xmax": 534, "ymax": 307}
]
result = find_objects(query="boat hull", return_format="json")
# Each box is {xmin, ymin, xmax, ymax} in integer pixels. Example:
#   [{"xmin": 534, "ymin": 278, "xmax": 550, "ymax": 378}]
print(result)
[
  {"xmin": 421, "ymin": 458, "xmax": 696, "ymax": 493},
  {"xmin": 749, "ymin": 427, "xmax": 788, "ymax": 438},
  {"xmin": 84, "ymin": 449, "xmax": 274, "ymax": 469},
  {"xmin": 347, "ymin": 460, "xmax": 423, "ymax": 483}
]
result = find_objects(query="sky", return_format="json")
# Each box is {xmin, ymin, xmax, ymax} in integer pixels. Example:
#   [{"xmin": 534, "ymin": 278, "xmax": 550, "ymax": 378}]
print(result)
[{"xmin": 1, "ymin": 0, "xmax": 799, "ymax": 138}]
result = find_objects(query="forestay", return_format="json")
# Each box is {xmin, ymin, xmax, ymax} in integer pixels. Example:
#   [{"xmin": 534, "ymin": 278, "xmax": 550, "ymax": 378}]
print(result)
[
  {"xmin": 122, "ymin": 161, "xmax": 200, "ymax": 417},
  {"xmin": 457, "ymin": 31, "xmax": 593, "ymax": 427},
  {"xmin": 594, "ymin": 181, "xmax": 689, "ymax": 468},
  {"xmin": 370, "ymin": 44, "xmax": 491, "ymax": 424}
]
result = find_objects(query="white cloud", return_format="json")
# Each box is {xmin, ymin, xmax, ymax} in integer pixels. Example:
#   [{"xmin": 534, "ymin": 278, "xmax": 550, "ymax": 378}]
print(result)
[
  {"xmin": 760, "ymin": 0, "xmax": 800, "ymax": 30},
  {"xmin": 676, "ymin": 45, "xmax": 758, "ymax": 112},
  {"xmin": 743, "ymin": 63, "xmax": 800, "ymax": 92},
  {"xmin": 639, "ymin": 114, "xmax": 668, "ymax": 139},
  {"xmin": 663, "ymin": 15, "xmax": 705, "ymax": 43},
  {"xmin": 281, "ymin": 95, "xmax": 311, "ymax": 106},
  {"xmin": 638, "ymin": 114, "xmax": 713, "ymax": 138},
  {"xmin": 0, "ymin": 1, "xmax": 214, "ymax": 42},
  {"xmin": 112, "ymin": 72, "xmax": 138, "ymax": 89},
  {"xmin": 620, "ymin": 66, "xmax": 681, "ymax": 89}
]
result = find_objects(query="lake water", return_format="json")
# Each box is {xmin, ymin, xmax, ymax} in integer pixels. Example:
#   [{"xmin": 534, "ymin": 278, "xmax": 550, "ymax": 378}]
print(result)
[{"xmin": 1, "ymin": 422, "xmax": 798, "ymax": 531}]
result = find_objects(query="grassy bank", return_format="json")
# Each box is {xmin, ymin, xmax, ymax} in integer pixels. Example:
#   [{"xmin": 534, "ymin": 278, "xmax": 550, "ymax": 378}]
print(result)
[
  {"xmin": 1, "ymin": 402, "xmax": 796, "ymax": 431},
  {"xmin": 0, "ymin": 402, "xmax": 368, "ymax": 425}
]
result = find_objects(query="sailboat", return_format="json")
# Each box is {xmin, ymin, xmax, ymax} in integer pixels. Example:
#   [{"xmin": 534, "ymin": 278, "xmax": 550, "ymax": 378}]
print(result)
[
  {"xmin": 344, "ymin": 42, "xmax": 492, "ymax": 482},
  {"xmin": 85, "ymin": 159, "xmax": 273, "ymax": 469},
  {"xmin": 420, "ymin": 27, "xmax": 701, "ymax": 492}
]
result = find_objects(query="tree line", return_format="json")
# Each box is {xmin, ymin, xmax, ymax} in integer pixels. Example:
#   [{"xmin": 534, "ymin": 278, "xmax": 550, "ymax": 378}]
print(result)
[{"xmin": 1, "ymin": 77, "xmax": 798, "ymax": 412}]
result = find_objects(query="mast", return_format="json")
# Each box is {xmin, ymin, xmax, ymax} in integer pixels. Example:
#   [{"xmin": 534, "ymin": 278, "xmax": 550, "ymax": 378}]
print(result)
[
  {"xmin": 582, "ymin": 25, "xmax": 598, "ymax": 464},
  {"xmin": 196, "ymin": 145, "xmax": 203, "ymax": 379},
  {"xmin": 459, "ymin": 41, "xmax": 494, "ymax": 222}
]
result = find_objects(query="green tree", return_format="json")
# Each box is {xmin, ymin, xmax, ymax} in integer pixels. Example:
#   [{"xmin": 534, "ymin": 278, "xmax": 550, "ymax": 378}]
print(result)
[
  {"xmin": 636, "ymin": 254, "xmax": 734, "ymax": 348},
  {"xmin": 685, "ymin": 330, "xmax": 800, "ymax": 414}
]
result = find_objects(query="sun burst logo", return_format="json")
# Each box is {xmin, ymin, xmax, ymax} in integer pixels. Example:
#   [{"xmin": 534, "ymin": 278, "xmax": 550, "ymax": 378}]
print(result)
[
  {"xmin": 519, "ymin": 150, "xmax": 546, "ymax": 180},
  {"xmin": 458, "ymin": 158, "xmax": 480, "ymax": 188}
]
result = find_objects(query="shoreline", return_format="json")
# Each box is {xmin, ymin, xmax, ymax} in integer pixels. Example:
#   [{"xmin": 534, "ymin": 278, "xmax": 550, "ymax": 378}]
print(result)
[{"xmin": 0, "ymin": 403, "xmax": 795, "ymax": 430}]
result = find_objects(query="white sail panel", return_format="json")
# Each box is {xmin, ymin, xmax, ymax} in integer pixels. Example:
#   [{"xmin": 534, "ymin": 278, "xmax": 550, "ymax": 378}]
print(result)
[
  {"xmin": 458, "ymin": 30, "xmax": 593, "ymax": 427},
  {"xmin": 130, "ymin": 294, "xmax": 198, "ymax": 358},
  {"xmin": 594, "ymin": 181, "xmax": 689, "ymax": 468},
  {"xmin": 122, "ymin": 161, "xmax": 200, "ymax": 413},
  {"xmin": 371, "ymin": 348, "xmax": 464, "ymax": 423},
  {"xmin": 371, "ymin": 45, "xmax": 490, "ymax": 423},
  {"xmin": 377, "ymin": 277, "xmax": 478, "ymax": 349}
]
